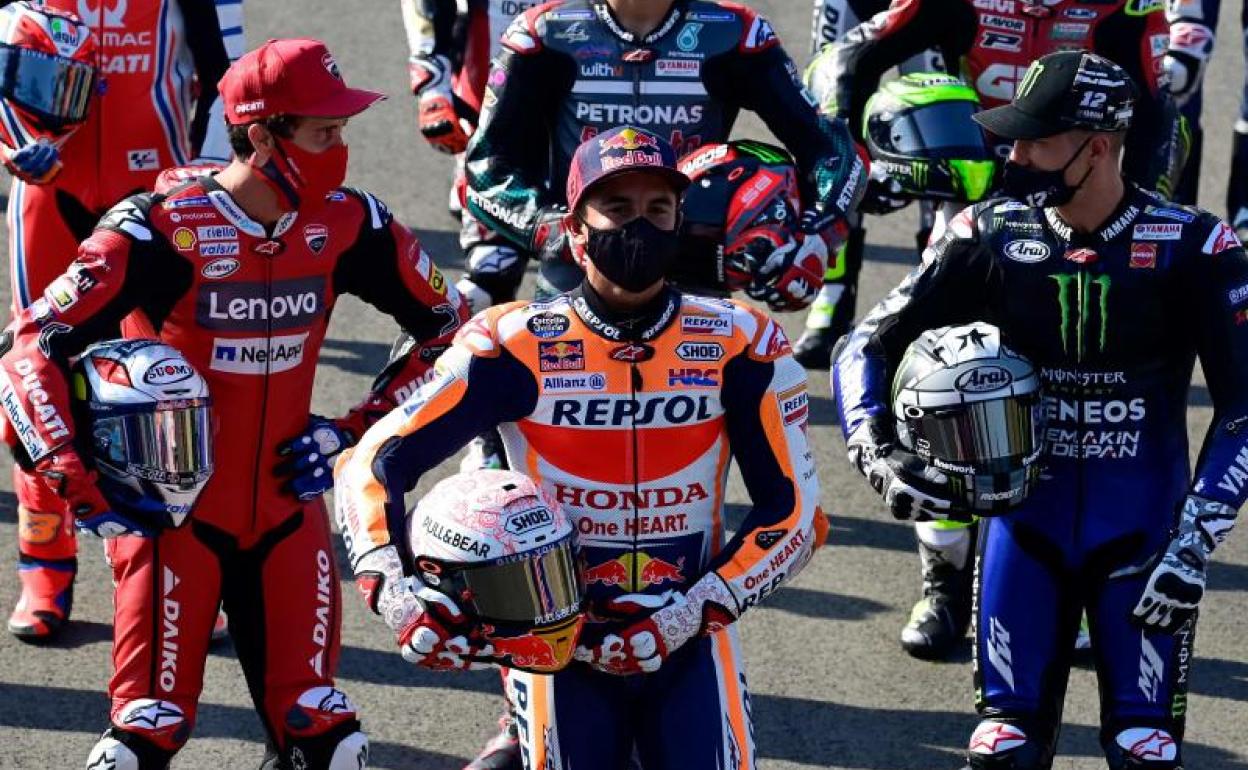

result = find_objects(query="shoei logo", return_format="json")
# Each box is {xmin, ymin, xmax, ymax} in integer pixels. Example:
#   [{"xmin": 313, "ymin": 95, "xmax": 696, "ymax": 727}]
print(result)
[
  {"xmin": 1004, "ymin": 239, "xmax": 1050, "ymax": 263},
  {"xmin": 955, "ymin": 365, "xmax": 1013, "ymax": 393},
  {"xmin": 675, "ymin": 341, "xmax": 723, "ymax": 362},
  {"xmin": 505, "ymin": 506, "xmax": 554, "ymax": 536},
  {"xmin": 142, "ymin": 358, "xmax": 195, "ymax": 386}
]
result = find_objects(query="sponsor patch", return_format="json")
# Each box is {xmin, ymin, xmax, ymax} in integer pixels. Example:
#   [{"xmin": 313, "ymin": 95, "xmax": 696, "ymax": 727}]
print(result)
[
  {"xmin": 210, "ymin": 333, "xmax": 309, "ymax": 374},
  {"xmin": 656, "ymin": 58, "xmax": 699, "ymax": 77},
  {"xmin": 200, "ymin": 241, "xmax": 240, "ymax": 257},
  {"xmin": 1204, "ymin": 221, "xmax": 1241, "ymax": 255},
  {"xmin": 196, "ymin": 277, "xmax": 326, "ymax": 331},
  {"xmin": 778, "ymin": 383, "xmax": 809, "ymax": 427},
  {"xmin": 127, "ymin": 148, "xmax": 159, "ymax": 171},
  {"xmin": 201, "ymin": 258, "xmax": 240, "ymax": 280},
  {"xmin": 538, "ymin": 340, "xmax": 585, "ymax": 372},
  {"xmin": 1004, "ymin": 239, "xmax": 1050, "ymax": 263},
  {"xmin": 527, "ymin": 312, "xmax": 571, "ymax": 339},
  {"xmin": 1064, "ymin": 248, "xmax": 1098, "ymax": 264},
  {"xmin": 541, "ymin": 372, "xmax": 607, "ymax": 393},
  {"xmin": 680, "ymin": 313, "xmax": 733, "ymax": 337},
  {"xmin": 164, "ymin": 195, "xmax": 211, "ymax": 210},
  {"xmin": 303, "ymin": 223, "xmax": 329, "ymax": 254},
  {"xmin": 143, "ymin": 358, "xmax": 195, "ymax": 386},
  {"xmin": 609, "ymin": 343, "xmax": 655, "ymax": 363},
  {"xmin": 44, "ymin": 276, "xmax": 78, "ymax": 311},
  {"xmin": 667, "ymin": 367, "xmax": 719, "ymax": 387},
  {"xmin": 1132, "ymin": 223, "xmax": 1183, "ymax": 241},
  {"xmin": 1144, "ymin": 205, "xmax": 1195, "ymax": 223},
  {"xmin": 173, "ymin": 228, "xmax": 196, "ymax": 251},
  {"xmin": 1228, "ymin": 282, "xmax": 1248, "ymax": 305},
  {"xmin": 1129, "ymin": 242, "xmax": 1157, "ymax": 269},
  {"xmin": 196, "ymin": 225, "xmax": 237, "ymax": 241},
  {"xmin": 675, "ymin": 341, "xmax": 724, "ymax": 362}
]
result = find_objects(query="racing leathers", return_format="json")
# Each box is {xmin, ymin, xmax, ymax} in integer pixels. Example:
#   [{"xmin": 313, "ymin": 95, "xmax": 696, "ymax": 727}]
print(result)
[
  {"xmin": 3, "ymin": 0, "xmax": 243, "ymax": 639},
  {"xmin": 833, "ymin": 185, "xmax": 1248, "ymax": 768},
  {"xmin": 464, "ymin": 0, "xmax": 867, "ymax": 302},
  {"xmin": 0, "ymin": 176, "xmax": 467, "ymax": 767},
  {"xmin": 336, "ymin": 284, "xmax": 826, "ymax": 768},
  {"xmin": 804, "ymin": 0, "xmax": 1186, "ymax": 363}
]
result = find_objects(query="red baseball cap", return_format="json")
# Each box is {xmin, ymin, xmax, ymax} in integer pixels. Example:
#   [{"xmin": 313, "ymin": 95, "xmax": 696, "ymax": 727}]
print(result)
[{"xmin": 219, "ymin": 38, "xmax": 386, "ymax": 125}]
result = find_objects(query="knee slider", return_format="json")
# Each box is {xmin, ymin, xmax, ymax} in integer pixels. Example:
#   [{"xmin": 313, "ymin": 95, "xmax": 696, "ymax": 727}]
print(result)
[
  {"xmin": 282, "ymin": 687, "xmax": 367, "ymax": 770},
  {"xmin": 1105, "ymin": 727, "xmax": 1180, "ymax": 769},
  {"xmin": 967, "ymin": 720, "xmax": 1047, "ymax": 770}
]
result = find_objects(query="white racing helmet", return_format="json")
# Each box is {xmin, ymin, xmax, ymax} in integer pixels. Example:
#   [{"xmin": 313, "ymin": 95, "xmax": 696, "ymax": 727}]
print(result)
[
  {"xmin": 71, "ymin": 339, "xmax": 213, "ymax": 529},
  {"xmin": 406, "ymin": 470, "xmax": 585, "ymax": 673},
  {"xmin": 892, "ymin": 322, "xmax": 1044, "ymax": 514}
]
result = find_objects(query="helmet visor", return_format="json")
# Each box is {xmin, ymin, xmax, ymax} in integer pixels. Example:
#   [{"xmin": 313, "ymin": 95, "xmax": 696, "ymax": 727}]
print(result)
[
  {"xmin": 424, "ymin": 537, "xmax": 583, "ymax": 626},
  {"xmin": 92, "ymin": 399, "xmax": 214, "ymax": 487},
  {"xmin": 872, "ymin": 101, "xmax": 993, "ymax": 161},
  {"xmin": 904, "ymin": 395, "xmax": 1042, "ymax": 469},
  {"xmin": 0, "ymin": 44, "xmax": 95, "ymax": 127}
]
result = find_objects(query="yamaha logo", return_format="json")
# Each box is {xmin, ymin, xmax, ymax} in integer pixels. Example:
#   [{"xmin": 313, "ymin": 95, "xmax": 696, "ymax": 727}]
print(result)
[{"xmin": 955, "ymin": 365, "xmax": 1013, "ymax": 393}]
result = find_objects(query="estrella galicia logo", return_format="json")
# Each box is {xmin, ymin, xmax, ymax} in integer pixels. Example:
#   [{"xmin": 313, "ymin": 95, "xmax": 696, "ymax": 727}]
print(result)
[
  {"xmin": 527, "ymin": 312, "xmax": 571, "ymax": 339},
  {"xmin": 1050, "ymin": 273, "xmax": 1111, "ymax": 360}
]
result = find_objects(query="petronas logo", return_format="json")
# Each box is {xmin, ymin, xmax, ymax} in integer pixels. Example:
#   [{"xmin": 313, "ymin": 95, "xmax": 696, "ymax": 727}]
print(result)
[
  {"xmin": 1017, "ymin": 62, "xmax": 1045, "ymax": 99},
  {"xmin": 1050, "ymin": 273, "xmax": 1110, "ymax": 360}
]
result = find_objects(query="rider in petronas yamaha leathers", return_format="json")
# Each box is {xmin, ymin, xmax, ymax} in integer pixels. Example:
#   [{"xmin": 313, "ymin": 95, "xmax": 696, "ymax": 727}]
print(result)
[{"xmin": 834, "ymin": 52, "xmax": 1245, "ymax": 769}]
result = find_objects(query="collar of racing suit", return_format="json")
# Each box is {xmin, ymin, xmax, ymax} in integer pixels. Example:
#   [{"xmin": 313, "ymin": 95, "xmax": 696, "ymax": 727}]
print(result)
[
  {"xmin": 1042, "ymin": 180, "xmax": 1145, "ymax": 245},
  {"xmin": 589, "ymin": 0, "xmax": 686, "ymax": 45},
  {"xmin": 570, "ymin": 280, "xmax": 682, "ymax": 342}
]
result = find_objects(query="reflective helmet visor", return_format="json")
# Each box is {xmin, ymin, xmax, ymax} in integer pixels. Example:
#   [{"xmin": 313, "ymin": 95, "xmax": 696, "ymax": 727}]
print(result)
[
  {"xmin": 91, "ymin": 399, "xmax": 214, "ymax": 487},
  {"xmin": 871, "ymin": 101, "xmax": 993, "ymax": 161},
  {"xmin": 902, "ymin": 394, "xmax": 1042, "ymax": 470},
  {"xmin": 420, "ymin": 537, "xmax": 583, "ymax": 626}
]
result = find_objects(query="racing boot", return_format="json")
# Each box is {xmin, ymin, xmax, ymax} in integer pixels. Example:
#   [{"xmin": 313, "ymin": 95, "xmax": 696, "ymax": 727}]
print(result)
[
  {"xmin": 900, "ymin": 522, "xmax": 975, "ymax": 660},
  {"xmin": 464, "ymin": 711, "xmax": 521, "ymax": 770},
  {"xmin": 794, "ymin": 227, "xmax": 864, "ymax": 370},
  {"xmin": 8, "ymin": 555, "xmax": 75, "ymax": 641}
]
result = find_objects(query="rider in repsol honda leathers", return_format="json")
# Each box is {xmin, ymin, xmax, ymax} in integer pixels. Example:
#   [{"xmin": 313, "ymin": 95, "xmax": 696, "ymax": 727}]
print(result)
[
  {"xmin": 834, "ymin": 52, "xmax": 1245, "ymax": 770},
  {"xmin": 463, "ymin": 0, "xmax": 867, "ymax": 308},
  {"xmin": 336, "ymin": 127, "xmax": 825, "ymax": 770},
  {"xmin": 2, "ymin": 0, "xmax": 243, "ymax": 642},
  {"xmin": 0, "ymin": 39, "xmax": 467, "ymax": 769},
  {"xmin": 803, "ymin": 0, "xmax": 1188, "ymax": 663}
]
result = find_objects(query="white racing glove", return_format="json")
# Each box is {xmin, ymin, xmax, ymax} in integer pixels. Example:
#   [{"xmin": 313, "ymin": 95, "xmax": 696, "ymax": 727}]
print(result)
[
  {"xmin": 1132, "ymin": 494, "xmax": 1237, "ymax": 634},
  {"xmin": 846, "ymin": 423, "xmax": 966, "ymax": 522}
]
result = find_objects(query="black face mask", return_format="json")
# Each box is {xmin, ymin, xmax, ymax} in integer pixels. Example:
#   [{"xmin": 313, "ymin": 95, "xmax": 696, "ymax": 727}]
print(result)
[
  {"xmin": 1002, "ymin": 136, "xmax": 1094, "ymax": 208},
  {"xmin": 583, "ymin": 216, "xmax": 681, "ymax": 293}
]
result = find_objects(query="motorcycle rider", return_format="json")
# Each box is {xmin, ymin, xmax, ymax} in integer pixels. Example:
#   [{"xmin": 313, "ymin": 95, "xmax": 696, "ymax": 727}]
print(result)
[
  {"xmin": 335, "ymin": 126, "xmax": 827, "ymax": 769},
  {"xmin": 2, "ymin": 0, "xmax": 243, "ymax": 641},
  {"xmin": 0, "ymin": 38, "xmax": 467, "ymax": 768},
  {"xmin": 801, "ymin": 0, "xmax": 1187, "ymax": 662},
  {"xmin": 834, "ymin": 51, "xmax": 1246, "ymax": 769},
  {"xmin": 462, "ymin": 0, "xmax": 867, "ymax": 308}
]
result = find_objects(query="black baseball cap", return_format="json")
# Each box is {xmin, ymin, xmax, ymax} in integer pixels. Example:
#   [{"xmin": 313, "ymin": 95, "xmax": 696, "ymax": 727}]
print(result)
[{"xmin": 973, "ymin": 50, "xmax": 1136, "ymax": 140}]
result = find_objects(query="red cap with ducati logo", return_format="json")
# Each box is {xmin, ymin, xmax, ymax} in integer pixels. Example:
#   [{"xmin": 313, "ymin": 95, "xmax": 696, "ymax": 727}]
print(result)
[{"xmin": 219, "ymin": 38, "xmax": 386, "ymax": 125}]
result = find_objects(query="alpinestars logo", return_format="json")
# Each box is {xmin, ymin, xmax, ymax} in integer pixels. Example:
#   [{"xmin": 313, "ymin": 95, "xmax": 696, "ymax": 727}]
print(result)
[
  {"xmin": 986, "ymin": 616, "xmax": 1015, "ymax": 690},
  {"xmin": 1050, "ymin": 273, "xmax": 1111, "ymax": 360}
]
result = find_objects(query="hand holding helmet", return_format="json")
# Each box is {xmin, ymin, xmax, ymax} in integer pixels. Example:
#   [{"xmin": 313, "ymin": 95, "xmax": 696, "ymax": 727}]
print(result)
[
  {"xmin": 744, "ymin": 229, "xmax": 829, "ymax": 312},
  {"xmin": 846, "ymin": 422, "xmax": 961, "ymax": 522},
  {"xmin": 409, "ymin": 53, "xmax": 471, "ymax": 155},
  {"xmin": 3, "ymin": 139, "xmax": 61, "ymax": 184},
  {"xmin": 856, "ymin": 161, "xmax": 911, "ymax": 216},
  {"xmin": 67, "ymin": 339, "xmax": 214, "ymax": 536},
  {"xmin": 1131, "ymin": 494, "xmax": 1237, "ymax": 634}
]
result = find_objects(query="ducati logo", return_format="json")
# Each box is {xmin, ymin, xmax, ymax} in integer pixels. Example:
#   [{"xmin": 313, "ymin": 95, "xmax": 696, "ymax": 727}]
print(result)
[{"xmin": 303, "ymin": 224, "xmax": 328, "ymax": 254}]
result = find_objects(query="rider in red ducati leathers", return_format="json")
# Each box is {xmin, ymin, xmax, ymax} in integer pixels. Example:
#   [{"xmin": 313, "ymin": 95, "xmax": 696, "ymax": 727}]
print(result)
[
  {"xmin": 0, "ymin": 38, "xmax": 466, "ymax": 769},
  {"xmin": 3, "ymin": 0, "xmax": 244, "ymax": 641}
]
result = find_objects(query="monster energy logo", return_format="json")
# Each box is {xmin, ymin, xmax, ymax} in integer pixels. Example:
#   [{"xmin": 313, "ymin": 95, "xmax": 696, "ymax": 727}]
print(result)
[
  {"xmin": 910, "ymin": 161, "xmax": 928, "ymax": 189},
  {"xmin": 1017, "ymin": 62, "xmax": 1045, "ymax": 99},
  {"xmin": 1050, "ymin": 273, "xmax": 1110, "ymax": 360}
]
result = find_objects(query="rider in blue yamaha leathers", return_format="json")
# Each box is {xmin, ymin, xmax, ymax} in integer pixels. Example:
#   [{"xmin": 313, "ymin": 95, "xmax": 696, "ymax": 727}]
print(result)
[{"xmin": 835, "ymin": 51, "xmax": 1245, "ymax": 769}]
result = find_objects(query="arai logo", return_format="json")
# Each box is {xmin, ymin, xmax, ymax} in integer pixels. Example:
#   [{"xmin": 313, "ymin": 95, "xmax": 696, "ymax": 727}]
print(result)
[
  {"xmin": 143, "ymin": 358, "xmax": 195, "ymax": 386},
  {"xmin": 1004, "ymin": 239, "xmax": 1050, "ymax": 263},
  {"xmin": 955, "ymin": 365, "xmax": 1013, "ymax": 393}
]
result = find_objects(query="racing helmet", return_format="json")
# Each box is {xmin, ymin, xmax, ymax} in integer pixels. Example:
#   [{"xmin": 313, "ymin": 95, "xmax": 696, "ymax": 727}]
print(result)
[
  {"xmin": 863, "ymin": 73, "xmax": 996, "ymax": 202},
  {"xmin": 406, "ymin": 470, "xmax": 585, "ymax": 673},
  {"xmin": 71, "ymin": 339, "xmax": 214, "ymax": 530},
  {"xmin": 892, "ymin": 322, "xmax": 1044, "ymax": 514},
  {"xmin": 677, "ymin": 140, "xmax": 823, "ymax": 294},
  {"xmin": 0, "ymin": 2, "xmax": 97, "ymax": 144}
]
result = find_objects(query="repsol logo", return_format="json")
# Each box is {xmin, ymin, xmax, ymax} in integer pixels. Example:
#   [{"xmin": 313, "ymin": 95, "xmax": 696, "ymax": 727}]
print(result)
[
  {"xmin": 551, "ymin": 395, "xmax": 714, "ymax": 426},
  {"xmin": 196, "ymin": 277, "xmax": 326, "ymax": 331}
]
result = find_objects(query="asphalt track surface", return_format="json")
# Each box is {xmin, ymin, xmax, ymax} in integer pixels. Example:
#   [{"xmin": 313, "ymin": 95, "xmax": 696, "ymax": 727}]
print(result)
[{"xmin": 2, "ymin": 2, "xmax": 1248, "ymax": 769}]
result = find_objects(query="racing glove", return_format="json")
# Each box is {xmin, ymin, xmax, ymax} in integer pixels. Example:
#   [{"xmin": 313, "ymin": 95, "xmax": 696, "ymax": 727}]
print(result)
[
  {"xmin": 37, "ymin": 449, "xmax": 153, "ymax": 538},
  {"xmin": 532, "ymin": 206, "xmax": 572, "ymax": 265},
  {"xmin": 1164, "ymin": 22, "xmax": 1214, "ymax": 107},
  {"xmin": 3, "ymin": 140, "xmax": 61, "ymax": 185},
  {"xmin": 746, "ymin": 232, "xmax": 829, "ymax": 312},
  {"xmin": 353, "ymin": 545, "xmax": 495, "ymax": 671},
  {"xmin": 409, "ymin": 53, "xmax": 471, "ymax": 155},
  {"xmin": 1132, "ymin": 494, "xmax": 1237, "ymax": 634},
  {"xmin": 846, "ymin": 422, "xmax": 965, "ymax": 522},
  {"xmin": 276, "ymin": 415, "xmax": 358, "ymax": 501},
  {"xmin": 574, "ymin": 574, "xmax": 737, "ymax": 675},
  {"xmin": 856, "ymin": 162, "xmax": 912, "ymax": 216}
]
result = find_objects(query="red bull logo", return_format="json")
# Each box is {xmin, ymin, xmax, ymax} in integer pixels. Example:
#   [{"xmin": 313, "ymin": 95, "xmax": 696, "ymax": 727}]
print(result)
[
  {"xmin": 538, "ymin": 340, "xmax": 585, "ymax": 372},
  {"xmin": 486, "ymin": 616, "xmax": 582, "ymax": 673},
  {"xmin": 599, "ymin": 127, "xmax": 660, "ymax": 153},
  {"xmin": 583, "ymin": 553, "xmax": 686, "ymax": 591}
]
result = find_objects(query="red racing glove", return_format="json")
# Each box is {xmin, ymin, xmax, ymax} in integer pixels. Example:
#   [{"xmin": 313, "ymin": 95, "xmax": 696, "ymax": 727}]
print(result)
[
  {"xmin": 574, "ymin": 575, "xmax": 738, "ymax": 675},
  {"xmin": 746, "ymin": 230, "xmax": 830, "ymax": 312},
  {"xmin": 409, "ymin": 54, "xmax": 471, "ymax": 155},
  {"xmin": 37, "ymin": 449, "xmax": 153, "ymax": 537}
]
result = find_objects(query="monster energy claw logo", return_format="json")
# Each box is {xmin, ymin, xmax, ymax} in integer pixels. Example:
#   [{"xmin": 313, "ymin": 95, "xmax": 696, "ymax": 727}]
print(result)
[
  {"xmin": 911, "ymin": 161, "xmax": 928, "ymax": 189},
  {"xmin": 1018, "ymin": 62, "xmax": 1045, "ymax": 99},
  {"xmin": 1050, "ymin": 273, "xmax": 1110, "ymax": 360}
]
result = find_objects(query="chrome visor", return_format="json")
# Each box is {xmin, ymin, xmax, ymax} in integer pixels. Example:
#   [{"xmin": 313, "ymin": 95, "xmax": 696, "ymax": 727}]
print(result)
[
  {"xmin": 91, "ymin": 399, "xmax": 213, "ymax": 488},
  {"xmin": 0, "ymin": 44, "xmax": 95, "ymax": 127},
  {"xmin": 903, "ymin": 395, "xmax": 1042, "ymax": 469},
  {"xmin": 420, "ymin": 538, "xmax": 583, "ymax": 626}
]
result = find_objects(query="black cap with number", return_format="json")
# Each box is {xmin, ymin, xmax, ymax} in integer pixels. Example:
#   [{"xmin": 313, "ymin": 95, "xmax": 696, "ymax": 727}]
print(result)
[{"xmin": 973, "ymin": 50, "xmax": 1136, "ymax": 140}]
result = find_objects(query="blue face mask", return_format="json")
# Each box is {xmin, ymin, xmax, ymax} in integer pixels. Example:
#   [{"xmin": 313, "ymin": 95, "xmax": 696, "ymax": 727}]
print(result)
[{"xmin": 1002, "ymin": 136, "xmax": 1093, "ymax": 208}]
